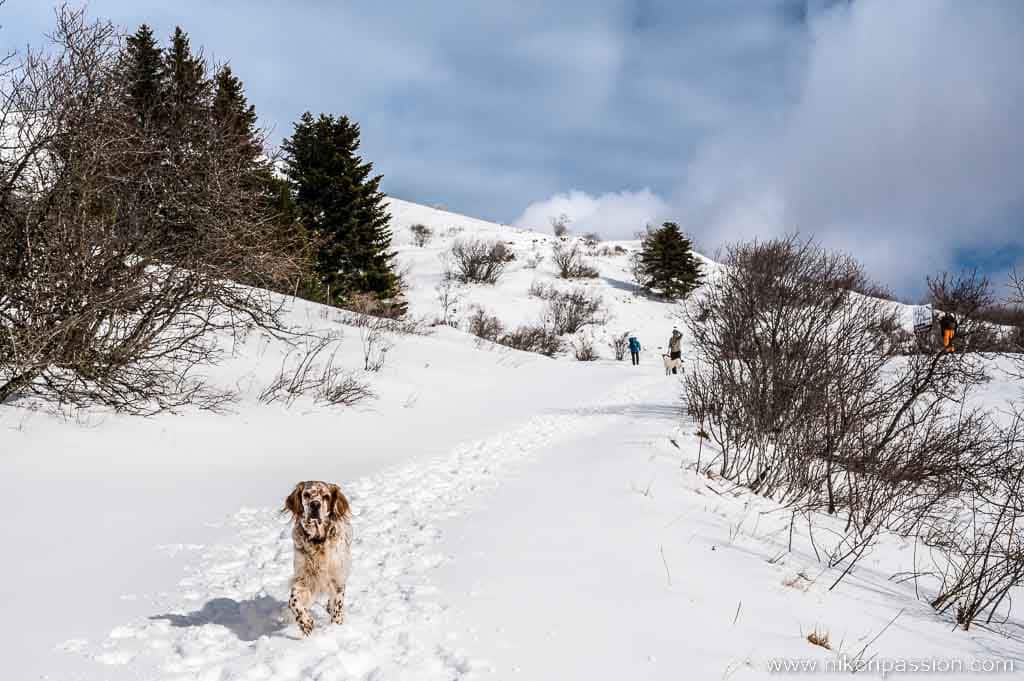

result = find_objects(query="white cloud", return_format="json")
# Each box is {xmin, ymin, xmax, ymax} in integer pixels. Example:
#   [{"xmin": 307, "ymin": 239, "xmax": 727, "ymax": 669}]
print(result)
[{"xmin": 514, "ymin": 189, "xmax": 669, "ymax": 239}]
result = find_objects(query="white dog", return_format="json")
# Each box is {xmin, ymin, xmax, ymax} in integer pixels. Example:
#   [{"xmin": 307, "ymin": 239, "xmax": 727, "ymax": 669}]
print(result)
[
  {"xmin": 283, "ymin": 480, "xmax": 352, "ymax": 636},
  {"xmin": 662, "ymin": 354, "xmax": 682, "ymax": 375}
]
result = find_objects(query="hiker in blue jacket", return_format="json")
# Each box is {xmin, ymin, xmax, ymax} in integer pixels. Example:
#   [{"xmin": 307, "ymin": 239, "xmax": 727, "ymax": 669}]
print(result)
[{"xmin": 628, "ymin": 335, "xmax": 642, "ymax": 366}]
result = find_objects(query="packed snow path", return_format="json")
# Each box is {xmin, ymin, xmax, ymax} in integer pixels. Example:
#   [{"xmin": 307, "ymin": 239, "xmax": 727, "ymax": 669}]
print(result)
[{"xmin": 59, "ymin": 373, "xmax": 663, "ymax": 680}]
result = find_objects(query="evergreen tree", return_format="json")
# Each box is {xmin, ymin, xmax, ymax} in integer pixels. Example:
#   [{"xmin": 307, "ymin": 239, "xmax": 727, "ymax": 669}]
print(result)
[
  {"xmin": 212, "ymin": 65, "xmax": 262, "ymax": 165},
  {"xmin": 636, "ymin": 222, "xmax": 703, "ymax": 300},
  {"xmin": 160, "ymin": 27, "xmax": 212, "ymax": 135},
  {"xmin": 282, "ymin": 112, "xmax": 398, "ymax": 304},
  {"xmin": 122, "ymin": 24, "xmax": 163, "ymax": 127}
]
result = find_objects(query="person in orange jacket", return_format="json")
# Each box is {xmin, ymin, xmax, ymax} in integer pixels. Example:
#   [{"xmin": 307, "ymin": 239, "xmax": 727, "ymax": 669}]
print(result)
[{"xmin": 939, "ymin": 312, "xmax": 957, "ymax": 352}]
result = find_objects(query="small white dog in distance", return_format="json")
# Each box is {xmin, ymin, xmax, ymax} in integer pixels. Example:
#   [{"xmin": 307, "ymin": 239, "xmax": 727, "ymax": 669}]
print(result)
[{"xmin": 662, "ymin": 354, "xmax": 682, "ymax": 375}]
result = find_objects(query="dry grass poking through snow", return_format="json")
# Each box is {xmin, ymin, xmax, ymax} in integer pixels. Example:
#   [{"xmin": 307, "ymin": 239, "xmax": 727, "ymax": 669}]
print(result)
[{"xmin": 807, "ymin": 628, "xmax": 832, "ymax": 650}]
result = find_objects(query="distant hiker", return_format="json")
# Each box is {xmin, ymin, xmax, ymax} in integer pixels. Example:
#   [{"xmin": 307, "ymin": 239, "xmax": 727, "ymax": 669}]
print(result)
[
  {"xmin": 668, "ymin": 328, "xmax": 682, "ymax": 374},
  {"xmin": 939, "ymin": 312, "xmax": 957, "ymax": 352},
  {"xmin": 628, "ymin": 335, "xmax": 642, "ymax": 366}
]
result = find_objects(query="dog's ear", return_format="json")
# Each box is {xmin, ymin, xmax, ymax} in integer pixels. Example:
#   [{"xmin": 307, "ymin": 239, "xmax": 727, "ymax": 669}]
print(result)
[
  {"xmin": 329, "ymin": 484, "xmax": 350, "ymax": 520},
  {"xmin": 283, "ymin": 482, "xmax": 304, "ymax": 517}
]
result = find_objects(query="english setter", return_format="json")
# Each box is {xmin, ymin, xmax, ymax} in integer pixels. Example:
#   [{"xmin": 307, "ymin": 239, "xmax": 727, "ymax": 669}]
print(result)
[{"xmin": 283, "ymin": 480, "xmax": 352, "ymax": 636}]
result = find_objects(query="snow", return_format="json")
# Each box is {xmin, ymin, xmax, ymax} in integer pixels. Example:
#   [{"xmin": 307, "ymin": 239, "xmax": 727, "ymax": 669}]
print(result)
[{"xmin": 2, "ymin": 198, "xmax": 1022, "ymax": 680}]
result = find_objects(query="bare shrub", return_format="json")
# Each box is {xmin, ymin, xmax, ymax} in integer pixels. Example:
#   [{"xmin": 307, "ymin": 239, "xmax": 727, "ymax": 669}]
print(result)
[
  {"xmin": 359, "ymin": 323, "xmax": 391, "ymax": 372},
  {"xmin": 925, "ymin": 270, "xmax": 995, "ymax": 353},
  {"xmin": 583, "ymin": 232, "xmax": 601, "ymax": 245},
  {"xmin": 409, "ymin": 223, "xmax": 433, "ymax": 247},
  {"xmin": 499, "ymin": 325, "xmax": 564, "ymax": 357},
  {"xmin": 449, "ymin": 239, "xmax": 508, "ymax": 284},
  {"xmin": 572, "ymin": 334, "xmax": 599, "ymax": 361},
  {"xmin": 467, "ymin": 306, "xmax": 505, "ymax": 343},
  {"xmin": 544, "ymin": 288, "xmax": 607, "ymax": 335},
  {"xmin": 608, "ymin": 333, "xmax": 628, "ymax": 361},
  {"xmin": 683, "ymin": 235, "xmax": 995, "ymax": 597},
  {"xmin": 552, "ymin": 241, "xmax": 599, "ymax": 279},
  {"xmin": 260, "ymin": 332, "xmax": 374, "ymax": 407},
  {"xmin": 524, "ymin": 251, "xmax": 544, "ymax": 269},
  {"xmin": 527, "ymin": 280, "xmax": 558, "ymax": 299},
  {"xmin": 919, "ymin": 411, "xmax": 1024, "ymax": 630},
  {"xmin": 551, "ymin": 213, "xmax": 570, "ymax": 237},
  {"xmin": 435, "ymin": 274, "xmax": 463, "ymax": 327},
  {"xmin": 0, "ymin": 9, "xmax": 303, "ymax": 413}
]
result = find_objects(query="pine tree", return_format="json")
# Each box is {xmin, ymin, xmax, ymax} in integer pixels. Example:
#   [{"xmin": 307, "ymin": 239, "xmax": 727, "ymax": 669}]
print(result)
[
  {"xmin": 160, "ymin": 27, "xmax": 212, "ymax": 135},
  {"xmin": 122, "ymin": 24, "xmax": 163, "ymax": 127},
  {"xmin": 282, "ymin": 112, "xmax": 398, "ymax": 304},
  {"xmin": 212, "ymin": 65, "xmax": 262, "ymax": 165},
  {"xmin": 636, "ymin": 222, "xmax": 703, "ymax": 300}
]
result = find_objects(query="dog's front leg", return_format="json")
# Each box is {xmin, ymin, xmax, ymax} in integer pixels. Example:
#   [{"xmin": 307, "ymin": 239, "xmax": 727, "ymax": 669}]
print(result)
[
  {"xmin": 327, "ymin": 579, "xmax": 346, "ymax": 625},
  {"xmin": 288, "ymin": 581, "xmax": 315, "ymax": 636}
]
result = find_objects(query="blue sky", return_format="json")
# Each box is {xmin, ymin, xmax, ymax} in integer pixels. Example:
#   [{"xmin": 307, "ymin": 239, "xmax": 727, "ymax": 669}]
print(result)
[{"xmin": 3, "ymin": 1, "xmax": 1022, "ymax": 297}]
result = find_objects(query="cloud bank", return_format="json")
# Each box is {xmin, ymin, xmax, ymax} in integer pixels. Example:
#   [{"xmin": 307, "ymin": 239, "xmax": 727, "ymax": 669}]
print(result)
[
  {"xmin": 514, "ymin": 189, "xmax": 669, "ymax": 238},
  {"xmin": 522, "ymin": 1, "xmax": 1024, "ymax": 294}
]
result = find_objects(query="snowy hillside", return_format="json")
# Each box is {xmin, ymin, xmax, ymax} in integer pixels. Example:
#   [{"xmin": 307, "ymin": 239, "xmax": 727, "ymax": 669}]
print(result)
[{"xmin": 2, "ymin": 199, "xmax": 1022, "ymax": 680}]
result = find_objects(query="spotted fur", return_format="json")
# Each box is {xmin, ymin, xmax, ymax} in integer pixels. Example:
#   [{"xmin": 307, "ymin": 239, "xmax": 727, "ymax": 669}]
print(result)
[{"xmin": 283, "ymin": 480, "xmax": 352, "ymax": 636}]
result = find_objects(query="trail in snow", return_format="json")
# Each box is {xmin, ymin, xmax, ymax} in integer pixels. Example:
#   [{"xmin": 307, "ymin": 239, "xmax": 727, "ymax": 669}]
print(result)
[{"xmin": 60, "ymin": 374, "xmax": 661, "ymax": 681}]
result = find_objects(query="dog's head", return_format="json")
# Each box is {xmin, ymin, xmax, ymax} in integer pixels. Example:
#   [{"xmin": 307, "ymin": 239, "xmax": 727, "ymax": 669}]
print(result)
[{"xmin": 284, "ymin": 480, "xmax": 350, "ymax": 542}]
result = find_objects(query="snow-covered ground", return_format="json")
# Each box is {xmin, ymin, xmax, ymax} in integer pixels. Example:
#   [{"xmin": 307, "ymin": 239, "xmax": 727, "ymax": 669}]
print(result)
[{"xmin": 2, "ymin": 199, "xmax": 1022, "ymax": 680}]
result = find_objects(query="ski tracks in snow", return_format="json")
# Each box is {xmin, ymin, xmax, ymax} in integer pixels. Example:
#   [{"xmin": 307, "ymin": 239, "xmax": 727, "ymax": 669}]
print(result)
[{"xmin": 61, "ymin": 377, "xmax": 659, "ymax": 681}]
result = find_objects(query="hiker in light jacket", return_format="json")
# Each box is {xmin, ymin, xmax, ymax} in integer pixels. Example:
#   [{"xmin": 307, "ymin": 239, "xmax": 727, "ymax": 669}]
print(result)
[
  {"xmin": 668, "ymin": 328, "xmax": 682, "ymax": 374},
  {"xmin": 628, "ymin": 335, "xmax": 642, "ymax": 366}
]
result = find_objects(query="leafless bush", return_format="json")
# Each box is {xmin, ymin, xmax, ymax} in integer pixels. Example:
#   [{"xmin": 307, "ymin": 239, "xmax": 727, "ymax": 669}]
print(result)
[
  {"xmin": 409, "ymin": 223, "xmax": 433, "ymax": 247},
  {"xmin": 259, "ymin": 332, "xmax": 374, "ymax": 407},
  {"xmin": 435, "ymin": 275, "xmax": 463, "ymax": 326},
  {"xmin": 583, "ymin": 232, "xmax": 601, "ymax": 244},
  {"xmin": 552, "ymin": 241, "xmax": 598, "ymax": 279},
  {"xmin": 925, "ymin": 270, "xmax": 995, "ymax": 353},
  {"xmin": 359, "ymin": 320, "xmax": 392, "ymax": 372},
  {"xmin": 449, "ymin": 239, "xmax": 508, "ymax": 284},
  {"xmin": 499, "ymin": 325, "xmax": 564, "ymax": 357},
  {"xmin": 528, "ymin": 280, "xmax": 558, "ymax": 299},
  {"xmin": 918, "ymin": 411, "xmax": 1024, "ymax": 629},
  {"xmin": 683, "ymin": 236, "xmax": 995, "ymax": 596},
  {"xmin": 591, "ymin": 244, "xmax": 622, "ymax": 257},
  {"xmin": 467, "ymin": 306, "xmax": 505, "ymax": 343},
  {"xmin": 608, "ymin": 333, "xmax": 628, "ymax": 360},
  {"xmin": 524, "ymin": 251, "xmax": 544, "ymax": 269},
  {"xmin": 544, "ymin": 288, "xmax": 607, "ymax": 335},
  {"xmin": 318, "ymin": 373, "xmax": 375, "ymax": 406},
  {"xmin": 572, "ymin": 334, "xmax": 599, "ymax": 361},
  {"xmin": 0, "ymin": 9, "xmax": 303, "ymax": 413},
  {"xmin": 551, "ymin": 213, "xmax": 570, "ymax": 237}
]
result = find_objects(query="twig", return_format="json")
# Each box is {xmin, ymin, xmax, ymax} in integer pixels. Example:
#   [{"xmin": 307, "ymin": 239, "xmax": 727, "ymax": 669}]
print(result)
[{"xmin": 659, "ymin": 545, "xmax": 672, "ymax": 587}]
